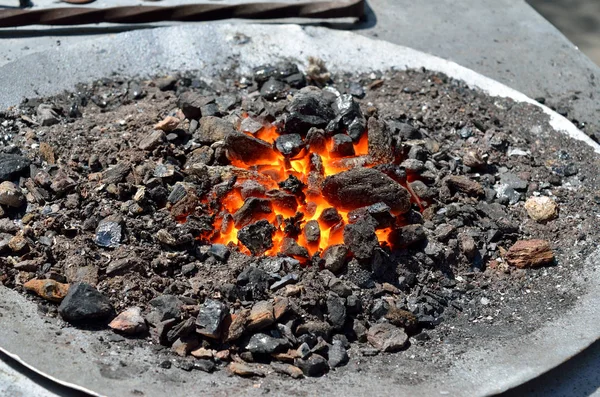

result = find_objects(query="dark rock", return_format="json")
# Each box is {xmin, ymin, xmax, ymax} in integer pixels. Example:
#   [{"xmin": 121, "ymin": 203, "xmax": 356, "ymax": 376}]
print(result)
[
  {"xmin": 237, "ymin": 220, "xmax": 276, "ymax": 256},
  {"xmin": 0, "ymin": 153, "xmax": 30, "ymax": 181},
  {"xmin": 303, "ymin": 220, "xmax": 321, "ymax": 243},
  {"xmin": 270, "ymin": 273, "xmax": 299, "ymax": 291},
  {"xmin": 275, "ymin": 133, "xmax": 304, "ymax": 157},
  {"xmin": 330, "ymin": 134, "xmax": 355, "ymax": 157},
  {"xmin": 295, "ymin": 354, "xmax": 329, "ymax": 377},
  {"xmin": 344, "ymin": 219, "xmax": 379, "ymax": 261},
  {"xmin": 237, "ymin": 266, "xmax": 271, "ymax": 290},
  {"xmin": 306, "ymin": 127, "xmax": 328, "ymax": 153},
  {"xmin": 156, "ymin": 76, "xmax": 177, "ymax": 91},
  {"xmin": 326, "ymin": 293, "xmax": 346, "ymax": 330},
  {"xmin": 260, "ymin": 77, "xmax": 288, "ymax": 100},
  {"xmin": 318, "ymin": 207, "xmax": 342, "ymax": 228},
  {"xmin": 178, "ymin": 92, "xmax": 214, "ymax": 120},
  {"xmin": 296, "ymin": 321, "xmax": 333, "ymax": 340},
  {"xmin": 390, "ymin": 224, "xmax": 427, "ymax": 248},
  {"xmin": 444, "ymin": 175, "xmax": 484, "ymax": 197},
  {"xmin": 195, "ymin": 116, "xmax": 235, "ymax": 144},
  {"xmin": 499, "ymin": 172, "xmax": 528, "ymax": 191},
  {"xmin": 225, "ymin": 131, "xmax": 276, "ymax": 164},
  {"xmin": 345, "ymin": 258, "xmax": 375, "ymax": 288},
  {"xmin": 331, "ymin": 94, "xmax": 366, "ymax": 141},
  {"xmin": 271, "ymin": 362, "xmax": 304, "ymax": 379},
  {"xmin": 208, "ymin": 244, "xmax": 230, "ymax": 262},
  {"xmin": 367, "ymin": 117, "xmax": 395, "ymax": 163},
  {"xmin": 200, "ymin": 102, "xmax": 219, "ymax": 117},
  {"xmin": 280, "ymin": 238, "xmax": 309, "ymax": 258},
  {"xmin": 101, "ymin": 162, "xmax": 130, "ymax": 184},
  {"xmin": 322, "ymin": 168, "xmax": 411, "ymax": 213},
  {"xmin": 172, "ymin": 334, "xmax": 199, "ymax": 356},
  {"xmin": 278, "ymin": 175, "xmax": 305, "ymax": 196},
  {"xmin": 196, "ymin": 299, "xmax": 229, "ymax": 339},
  {"xmin": 367, "ymin": 323, "xmax": 409, "ymax": 352},
  {"xmin": 138, "ymin": 130, "xmax": 166, "ymax": 151},
  {"xmin": 191, "ymin": 359, "xmax": 216, "ymax": 373},
  {"xmin": 94, "ymin": 216, "xmax": 122, "ymax": 248},
  {"xmin": 284, "ymin": 73, "xmax": 306, "ymax": 89},
  {"xmin": 348, "ymin": 81, "xmax": 365, "ymax": 98},
  {"xmin": 284, "ymin": 89, "xmax": 335, "ymax": 135},
  {"xmin": 58, "ymin": 282, "xmax": 114, "ymax": 323},
  {"xmin": 147, "ymin": 295, "xmax": 183, "ymax": 324},
  {"xmin": 321, "ymin": 244, "xmax": 349, "ymax": 274},
  {"xmin": 240, "ymin": 117, "xmax": 264, "ymax": 135},
  {"xmin": 233, "ymin": 198, "xmax": 273, "ymax": 229},
  {"xmin": 37, "ymin": 104, "xmax": 59, "ymax": 126},
  {"xmin": 166, "ymin": 317, "xmax": 196, "ymax": 344},
  {"xmin": 245, "ymin": 333, "xmax": 289, "ymax": 354},
  {"xmin": 328, "ymin": 340, "xmax": 349, "ymax": 368},
  {"xmin": 388, "ymin": 120, "xmax": 421, "ymax": 140}
]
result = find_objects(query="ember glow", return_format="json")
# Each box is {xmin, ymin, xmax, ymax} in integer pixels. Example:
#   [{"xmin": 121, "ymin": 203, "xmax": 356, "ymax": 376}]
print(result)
[{"xmin": 199, "ymin": 112, "xmax": 423, "ymax": 261}]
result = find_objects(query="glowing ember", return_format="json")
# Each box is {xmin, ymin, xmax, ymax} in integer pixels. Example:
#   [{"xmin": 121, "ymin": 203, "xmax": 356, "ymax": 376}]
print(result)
[{"xmin": 198, "ymin": 114, "xmax": 424, "ymax": 260}]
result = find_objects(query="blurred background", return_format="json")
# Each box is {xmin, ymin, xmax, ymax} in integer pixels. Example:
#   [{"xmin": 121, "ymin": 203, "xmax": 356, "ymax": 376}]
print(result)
[{"xmin": 528, "ymin": 0, "xmax": 600, "ymax": 65}]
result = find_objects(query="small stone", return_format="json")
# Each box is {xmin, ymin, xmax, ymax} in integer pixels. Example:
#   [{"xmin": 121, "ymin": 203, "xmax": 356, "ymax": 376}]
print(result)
[
  {"xmin": 500, "ymin": 173, "xmax": 528, "ymax": 191},
  {"xmin": 196, "ymin": 299, "xmax": 229, "ymax": 339},
  {"xmin": 270, "ymin": 274, "xmax": 299, "ymax": 292},
  {"xmin": 139, "ymin": 130, "xmax": 166, "ymax": 151},
  {"xmin": 505, "ymin": 239, "xmax": 554, "ymax": 268},
  {"xmin": 58, "ymin": 282, "xmax": 114, "ymax": 323},
  {"xmin": 275, "ymin": 134, "xmax": 304, "ymax": 157},
  {"xmin": 260, "ymin": 77, "xmax": 288, "ymax": 100},
  {"xmin": 109, "ymin": 307, "xmax": 147, "ymax": 335},
  {"xmin": 154, "ymin": 116, "xmax": 180, "ymax": 132},
  {"xmin": 367, "ymin": 323, "xmax": 409, "ymax": 352},
  {"xmin": 172, "ymin": 335, "xmax": 199, "ymax": 357},
  {"xmin": 190, "ymin": 347, "xmax": 215, "ymax": 360},
  {"xmin": 524, "ymin": 196, "xmax": 558, "ymax": 222},
  {"xmin": 273, "ymin": 297, "xmax": 291, "ymax": 320},
  {"xmin": 195, "ymin": 116, "xmax": 235, "ymax": 144},
  {"xmin": 271, "ymin": 362, "xmax": 304, "ymax": 379},
  {"xmin": 247, "ymin": 300, "xmax": 274, "ymax": 331},
  {"xmin": 237, "ymin": 220, "xmax": 276, "ymax": 256},
  {"xmin": 297, "ymin": 342, "xmax": 311, "ymax": 359},
  {"xmin": 330, "ymin": 134, "xmax": 355, "ymax": 158},
  {"xmin": 303, "ymin": 220, "xmax": 321, "ymax": 243},
  {"xmin": 223, "ymin": 309, "xmax": 249, "ymax": 342},
  {"xmin": 0, "ymin": 181, "xmax": 25, "ymax": 208},
  {"xmin": 190, "ymin": 359, "xmax": 216, "ymax": 373},
  {"xmin": 37, "ymin": 104, "xmax": 59, "ymax": 126},
  {"xmin": 326, "ymin": 293, "xmax": 346, "ymax": 330},
  {"xmin": 156, "ymin": 229, "xmax": 177, "ymax": 246},
  {"xmin": 384, "ymin": 307, "xmax": 419, "ymax": 333},
  {"xmin": 295, "ymin": 354, "xmax": 329, "ymax": 377},
  {"xmin": 462, "ymin": 150, "xmax": 486, "ymax": 169},
  {"xmin": 320, "ymin": 244, "xmax": 348, "ymax": 274},
  {"xmin": 458, "ymin": 233, "xmax": 477, "ymax": 259},
  {"xmin": 178, "ymin": 92, "xmax": 214, "ymax": 120},
  {"xmin": 147, "ymin": 295, "xmax": 182, "ymax": 324},
  {"xmin": 228, "ymin": 362, "xmax": 266, "ymax": 377},
  {"xmin": 23, "ymin": 279, "xmax": 69, "ymax": 302},
  {"xmin": 390, "ymin": 224, "xmax": 426, "ymax": 248},
  {"xmin": 208, "ymin": 244, "xmax": 230, "ymax": 262},
  {"xmin": 94, "ymin": 216, "xmax": 122, "ymax": 248},
  {"xmin": 444, "ymin": 175, "xmax": 484, "ymax": 197},
  {"xmin": 39, "ymin": 142, "xmax": 56, "ymax": 164},
  {"xmin": 245, "ymin": 333, "xmax": 289, "ymax": 354},
  {"xmin": 343, "ymin": 219, "xmax": 379, "ymax": 261},
  {"xmin": 328, "ymin": 340, "xmax": 349, "ymax": 368},
  {"xmin": 0, "ymin": 153, "xmax": 30, "ymax": 181}
]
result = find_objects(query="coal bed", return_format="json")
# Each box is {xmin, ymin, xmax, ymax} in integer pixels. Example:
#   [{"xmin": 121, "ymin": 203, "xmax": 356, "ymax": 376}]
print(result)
[{"xmin": 0, "ymin": 59, "xmax": 599, "ymax": 381}]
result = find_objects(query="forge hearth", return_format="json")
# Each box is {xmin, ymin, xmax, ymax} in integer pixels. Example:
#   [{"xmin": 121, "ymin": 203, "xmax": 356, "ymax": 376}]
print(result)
[{"xmin": 4, "ymin": 57, "xmax": 589, "ymax": 382}]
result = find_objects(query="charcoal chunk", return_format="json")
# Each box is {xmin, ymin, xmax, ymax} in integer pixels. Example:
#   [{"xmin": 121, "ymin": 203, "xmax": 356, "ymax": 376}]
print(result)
[
  {"xmin": 343, "ymin": 219, "xmax": 379, "ymax": 261},
  {"xmin": 328, "ymin": 340, "xmax": 349, "ymax": 368},
  {"xmin": 283, "ymin": 89, "xmax": 335, "ymax": 135},
  {"xmin": 326, "ymin": 293, "xmax": 346, "ymax": 330},
  {"xmin": 237, "ymin": 220, "xmax": 276, "ymax": 256},
  {"xmin": 322, "ymin": 168, "xmax": 411, "ymax": 213},
  {"xmin": 332, "ymin": 94, "xmax": 366, "ymax": 141},
  {"xmin": 94, "ymin": 216, "xmax": 122, "ymax": 248},
  {"xmin": 178, "ymin": 92, "xmax": 214, "ymax": 120},
  {"xmin": 208, "ymin": 244, "xmax": 230, "ymax": 262},
  {"xmin": 321, "ymin": 244, "xmax": 349, "ymax": 274},
  {"xmin": 245, "ymin": 333, "xmax": 289, "ymax": 354},
  {"xmin": 147, "ymin": 295, "xmax": 182, "ymax": 324},
  {"xmin": 303, "ymin": 220, "xmax": 320, "ymax": 243},
  {"xmin": 196, "ymin": 299, "xmax": 229, "ymax": 339},
  {"xmin": 390, "ymin": 224, "xmax": 427, "ymax": 248},
  {"xmin": 233, "ymin": 198, "xmax": 273, "ymax": 229},
  {"xmin": 280, "ymin": 237, "xmax": 309, "ymax": 258},
  {"xmin": 318, "ymin": 207, "xmax": 342, "ymax": 228},
  {"xmin": 330, "ymin": 134, "xmax": 355, "ymax": 158},
  {"xmin": 266, "ymin": 190, "xmax": 298, "ymax": 214},
  {"xmin": 0, "ymin": 153, "xmax": 30, "ymax": 181},
  {"xmin": 367, "ymin": 117, "xmax": 394, "ymax": 164},
  {"xmin": 195, "ymin": 116, "xmax": 235, "ymax": 144},
  {"xmin": 260, "ymin": 77, "xmax": 288, "ymax": 101},
  {"xmin": 58, "ymin": 282, "xmax": 114, "ymax": 323},
  {"xmin": 275, "ymin": 133, "xmax": 304, "ymax": 157},
  {"xmin": 295, "ymin": 354, "xmax": 329, "ymax": 377},
  {"xmin": 278, "ymin": 175, "xmax": 305, "ymax": 196},
  {"xmin": 225, "ymin": 131, "xmax": 277, "ymax": 164}
]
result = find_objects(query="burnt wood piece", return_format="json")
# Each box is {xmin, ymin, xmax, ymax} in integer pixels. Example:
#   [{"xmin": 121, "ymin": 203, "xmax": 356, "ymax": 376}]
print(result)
[{"xmin": 321, "ymin": 168, "xmax": 411, "ymax": 213}]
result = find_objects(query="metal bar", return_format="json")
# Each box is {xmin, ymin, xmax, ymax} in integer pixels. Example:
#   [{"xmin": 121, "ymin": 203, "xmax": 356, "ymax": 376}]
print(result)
[{"xmin": 0, "ymin": 0, "xmax": 364, "ymax": 27}]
